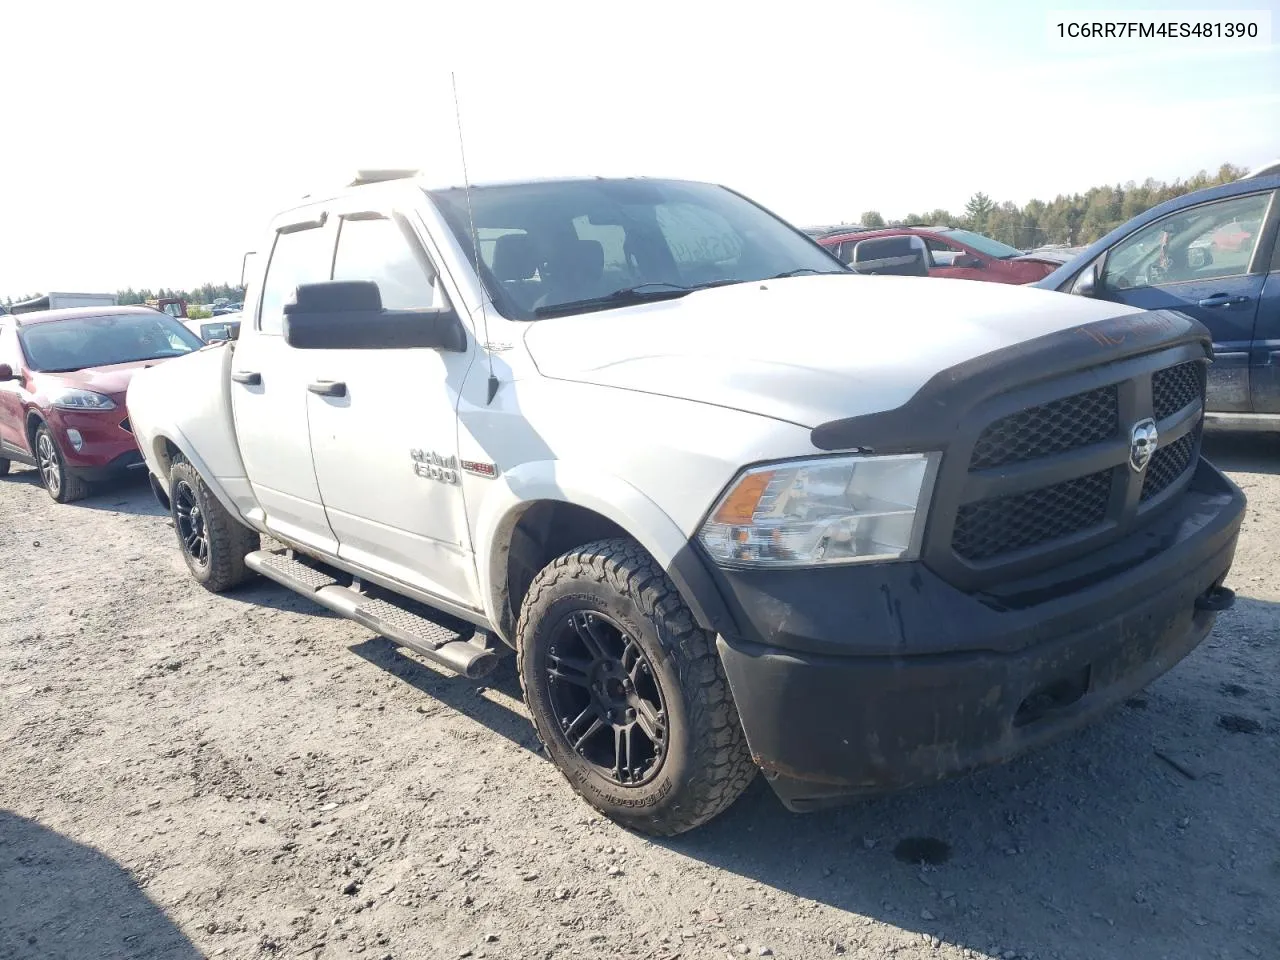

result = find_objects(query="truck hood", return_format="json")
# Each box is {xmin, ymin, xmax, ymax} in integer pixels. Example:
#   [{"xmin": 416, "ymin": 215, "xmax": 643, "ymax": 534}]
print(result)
[
  {"xmin": 523, "ymin": 274, "xmax": 1143, "ymax": 427},
  {"xmin": 33, "ymin": 359, "xmax": 162, "ymax": 399}
]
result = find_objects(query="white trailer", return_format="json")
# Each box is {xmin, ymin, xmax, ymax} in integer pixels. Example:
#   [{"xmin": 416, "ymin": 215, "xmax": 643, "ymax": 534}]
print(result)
[{"xmin": 7, "ymin": 291, "xmax": 119, "ymax": 314}]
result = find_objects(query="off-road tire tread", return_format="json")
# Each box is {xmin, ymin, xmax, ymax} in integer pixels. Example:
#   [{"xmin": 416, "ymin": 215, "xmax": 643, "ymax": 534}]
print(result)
[
  {"xmin": 36, "ymin": 425, "xmax": 90, "ymax": 503},
  {"xmin": 517, "ymin": 537, "xmax": 756, "ymax": 835},
  {"xmin": 170, "ymin": 454, "xmax": 259, "ymax": 592}
]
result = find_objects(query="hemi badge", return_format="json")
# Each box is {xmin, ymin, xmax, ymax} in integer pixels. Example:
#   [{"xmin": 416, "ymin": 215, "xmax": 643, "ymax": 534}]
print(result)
[{"xmin": 461, "ymin": 460, "xmax": 498, "ymax": 478}]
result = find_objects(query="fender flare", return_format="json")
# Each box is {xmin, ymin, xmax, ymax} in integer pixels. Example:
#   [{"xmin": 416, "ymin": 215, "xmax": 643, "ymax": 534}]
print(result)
[
  {"xmin": 147, "ymin": 426, "xmax": 243, "ymax": 524},
  {"xmin": 473, "ymin": 460, "xmax": 739, "ymax": 644}
]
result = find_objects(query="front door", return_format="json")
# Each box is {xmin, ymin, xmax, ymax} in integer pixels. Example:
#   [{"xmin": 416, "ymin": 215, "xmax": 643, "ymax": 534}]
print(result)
[
  {"xmin": 230, "ymin": 210, "xmax": 340, "ymax": 554},
  {"xmin": 304, "ymin": 207, "xmax": 481, "ymax": 609},
  {"xmin": 1096, "ymin": 189, "xmax": 1275, "ymax": 413}
]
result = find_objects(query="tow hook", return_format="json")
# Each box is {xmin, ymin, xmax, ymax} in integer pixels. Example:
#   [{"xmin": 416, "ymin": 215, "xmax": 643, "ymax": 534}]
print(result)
[{"xmin": 1195, "ymin": 584, "xmax": 1235, "ymax": 612}]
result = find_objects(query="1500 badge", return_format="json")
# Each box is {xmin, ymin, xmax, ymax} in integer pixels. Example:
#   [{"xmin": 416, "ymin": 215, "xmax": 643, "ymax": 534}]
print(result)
[{"xmin": 410, "ymin": 449, "xmax": 459, "ymax": 484}]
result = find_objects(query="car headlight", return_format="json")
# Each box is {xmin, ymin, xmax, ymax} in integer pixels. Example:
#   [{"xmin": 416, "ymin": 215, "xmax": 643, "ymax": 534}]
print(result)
[
  {"xmin": 48, "ymin": 388, "xmax": 117, "ymax": 411},
  {"xmin": 697, "ymin": 453, "xmax": 939, "ymax": 568}
]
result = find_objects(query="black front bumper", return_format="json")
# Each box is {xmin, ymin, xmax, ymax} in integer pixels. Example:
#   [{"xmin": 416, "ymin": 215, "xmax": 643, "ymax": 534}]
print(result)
[
  {"xmin": 712, "ymin": 459, "xmax": 1245, "ymax": 810},
  {"xmin": 70, "ymin": 450, "xmax": 146, "ymax": 483}
]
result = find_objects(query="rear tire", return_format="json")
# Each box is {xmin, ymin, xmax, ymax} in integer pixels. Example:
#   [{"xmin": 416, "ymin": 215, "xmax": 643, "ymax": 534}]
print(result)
[
  {"xmin": 169, "ymin": 454, "xmax": 259, "ymax": 592},
  {"xmin": 0, "ymin": 458, "xmax": 9, "ymax": 477},
  {"xmin": 34, "ymin": 424, "xmax": 90, "ymax": 503},
  {"xmin": 517, "ymin": 538, "xmax": 757, "ymax": 836}
]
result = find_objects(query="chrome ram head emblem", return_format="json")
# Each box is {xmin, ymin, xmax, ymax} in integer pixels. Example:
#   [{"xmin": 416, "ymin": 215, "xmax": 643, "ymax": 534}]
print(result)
[{"xmin": 1129, "ymin": 418, "xmax": 1159, "ymax": 472}]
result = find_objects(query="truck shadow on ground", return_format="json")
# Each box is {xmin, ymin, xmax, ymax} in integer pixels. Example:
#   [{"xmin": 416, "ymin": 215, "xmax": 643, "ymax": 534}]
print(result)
[
  {"xmin": 352, "ymin": 597, "xmax": 1277, "ymax": 960},
  {"xmin": 1203, "ymin": 431, "xmax": 1280, "ymax": 477},
  {"xmin": 657, "ymin": 595, "xmax": 1280, "ymax": 959},
  {"xmin": 0, "ymin": 810, "xmax": 202, "ymax": 960},
  {"xmin": 347, "ymin": 637, "xmax": 540, "ymax": 752}
]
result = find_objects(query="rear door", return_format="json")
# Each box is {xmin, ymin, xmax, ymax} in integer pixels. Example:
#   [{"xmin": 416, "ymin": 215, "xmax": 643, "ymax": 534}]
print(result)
[
  {"xmin": 1095, "ymin": 189, "xmax": 1275, "ymax": 413},
  {"xmin": 230, "ymin": 209, "xmax": 341, "ymax": 553}
]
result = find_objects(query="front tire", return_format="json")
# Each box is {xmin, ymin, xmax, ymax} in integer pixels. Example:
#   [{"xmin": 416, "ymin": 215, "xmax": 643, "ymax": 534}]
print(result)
[
  {"xmin": 517, "ymin": 538, "xmax": 757, "ymax": 835},
  {"xmin": 169, "ymin": 455, "xmax": 259, "ymax": 592},
  {"xmin": 34, "ymin": 424, "xmax": 90, "ymax": 503},
  {"xmin": 0, "ymin": 457, "xmax": 10, "ymax": 477}
]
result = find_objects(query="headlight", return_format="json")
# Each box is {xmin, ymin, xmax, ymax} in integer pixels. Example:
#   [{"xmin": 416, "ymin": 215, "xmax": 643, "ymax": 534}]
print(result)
[
  {"xmin": 698, "ymin": 453, "xmax": 939, "ymax": 568},
  {"xmin": 48, "ymin": 388, "xmax": 117, "ymax": 411}
]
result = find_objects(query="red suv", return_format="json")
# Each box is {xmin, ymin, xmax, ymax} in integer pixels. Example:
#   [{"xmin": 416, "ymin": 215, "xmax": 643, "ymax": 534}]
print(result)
[
  {"xmin": 0, "ymin": 306, "xmax": 205, "ymax": 502},
  {"xmin": 816, "ymin": 225, "xmax": 1071, "ymax": 284}
]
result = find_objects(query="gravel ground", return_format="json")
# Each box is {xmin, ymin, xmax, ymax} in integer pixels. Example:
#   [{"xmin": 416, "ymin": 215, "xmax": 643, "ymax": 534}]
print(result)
[{"xmin": 1, "ymin": 435, "xmax": 1277, "ymax": 960}]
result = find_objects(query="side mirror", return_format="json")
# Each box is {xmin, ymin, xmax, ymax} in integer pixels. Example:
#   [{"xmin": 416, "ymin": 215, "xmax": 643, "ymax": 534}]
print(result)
[
  {"xmin": 954, "ymin": 254, "xmax": 985, "ymax": 269},
  {"xmin": 850, "ymin": 236, "xmax": 930, "ymax": 277},
  {"xmin": 282, "ymin": 281, "xmax": 467, "ymax": 352},
  {"xmin": 0, "ymin": 363, "xmax": 14, "ymax": 382},
  {"xmin": 1071, "ymin": 260, "xmax": 1099, "ymax": 297}
]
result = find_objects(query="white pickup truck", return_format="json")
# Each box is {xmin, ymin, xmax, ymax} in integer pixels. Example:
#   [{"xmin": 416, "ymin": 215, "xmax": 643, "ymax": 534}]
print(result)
[{"xmin": 126, "ymin": 171, "xmax": 1245, "ymax": 835}]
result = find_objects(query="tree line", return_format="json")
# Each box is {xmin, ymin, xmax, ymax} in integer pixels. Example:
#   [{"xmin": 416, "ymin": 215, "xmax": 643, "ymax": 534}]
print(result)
[
  {"xmin": 857, "ymin": 163, "xmax": 1251, "ymax": 250},
  {"xmin": 3, "ymin": 283, "xmax": 244, "ymax": 308},
  {"xmin": 115, "ymin": 283, "xmax": 245, "ymax": 306}
]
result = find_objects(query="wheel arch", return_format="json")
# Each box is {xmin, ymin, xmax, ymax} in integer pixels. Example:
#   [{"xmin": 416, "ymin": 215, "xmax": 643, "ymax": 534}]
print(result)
[
  {"xmin": 475, "ymin": 462, "xmax": 739, "ymax": 648},
  {"xmin": 24, "ymin": 408, "xmax": 46, "ymax": 448},
  {"xmin": 147, "ymin": 427, "xmax": 241, "ymax": 523}
]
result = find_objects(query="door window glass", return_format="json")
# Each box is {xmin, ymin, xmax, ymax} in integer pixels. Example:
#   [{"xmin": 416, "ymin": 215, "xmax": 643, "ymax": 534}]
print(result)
[
  {"xmin": 332, "ymin": 216, "xmax": 448, "ymax": 310},
  {"xmin": 924, "ymin": 236, "xmax": 964, "ymax": 267},
  {"xmin": 1101, "ymin": 192, "xmax": 1271, "ymax": 291}
]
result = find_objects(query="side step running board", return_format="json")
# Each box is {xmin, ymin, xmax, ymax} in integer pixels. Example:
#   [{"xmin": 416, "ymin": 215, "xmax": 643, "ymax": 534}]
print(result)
[{"xmin": 245, "ymin": 549, "xmax": 499, "ymax": 679}]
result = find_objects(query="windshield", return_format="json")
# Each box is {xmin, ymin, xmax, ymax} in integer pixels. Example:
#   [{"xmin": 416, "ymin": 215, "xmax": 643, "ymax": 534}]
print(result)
[
  {"xmin": 940, "ymin": 228, "xmax": 1022, "ymax": 259},
  {"xmin": 427, "ymin": 178, "xmax": 846, "ymax": 319},
  {"xmin": 18, "ymin": 312, "xmax": 204, "ymax": 372}
]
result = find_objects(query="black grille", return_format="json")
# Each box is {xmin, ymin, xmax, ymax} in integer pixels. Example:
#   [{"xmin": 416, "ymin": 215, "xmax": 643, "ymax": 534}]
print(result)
[
  {"xmin": 1152, "ymin": 361, "xmax": 1203, "ymax": 421},
  {"xmin": 952, "ymin": 469, "xmax": 1114, "ymax": 561},
  {"xmin": 1141, "ymin": 428, "xmax": 1198, "ymax": 501},
  {"xmin": 970, "ymin": 385, "xmax": 1118, "ymax": 470}
]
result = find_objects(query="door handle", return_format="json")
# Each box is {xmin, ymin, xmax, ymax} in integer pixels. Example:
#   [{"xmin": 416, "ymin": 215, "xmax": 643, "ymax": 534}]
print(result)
[
  {"xmin": 231, "ymin": 370, "xmax": 261, "ymax": 385},
  {"xmin": 1197, "ymin": 294, "xmax": 1249, "ymax": 308},
  {"xmin": 307, "ymin": 380, "xmax": 347, "ymax": 398}
]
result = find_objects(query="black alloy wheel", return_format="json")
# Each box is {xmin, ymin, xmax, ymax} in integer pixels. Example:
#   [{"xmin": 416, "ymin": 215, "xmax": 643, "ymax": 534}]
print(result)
[
  {"xmin": 545, "ymin": 610, "xmax": 668, "ymax": 786},
  {"xmin": 173, "ymin": 477, "xmax": 209, "ymax": 569}
]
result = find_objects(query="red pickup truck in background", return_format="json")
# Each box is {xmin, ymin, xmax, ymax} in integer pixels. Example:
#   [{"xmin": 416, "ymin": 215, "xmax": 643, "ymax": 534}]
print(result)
[{"xmin": 812, "ymin": 224, "xmax": 1077, "ymax": 284}]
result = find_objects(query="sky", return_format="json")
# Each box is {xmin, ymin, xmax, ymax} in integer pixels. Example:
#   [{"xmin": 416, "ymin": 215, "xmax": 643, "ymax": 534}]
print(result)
[{"xmin": 1, "ymin": 0, "xmax": 1277, "ymax": 298}]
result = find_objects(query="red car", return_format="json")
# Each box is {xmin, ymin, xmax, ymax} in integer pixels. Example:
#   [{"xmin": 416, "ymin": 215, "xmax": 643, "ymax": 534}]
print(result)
[
  {"xmin": 0, "ymin": 306, "xmax": 205, "ymax": 502},
  {"xmin": 816, "ymin": 225, "xmax": 1071, "ymax": 284}
]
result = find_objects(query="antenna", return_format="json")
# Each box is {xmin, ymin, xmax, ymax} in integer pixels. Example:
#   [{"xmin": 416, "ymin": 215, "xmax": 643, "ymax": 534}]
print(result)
[{"xmin": 451, "ymin": 72, "xmax": 499, "ymax": 406}]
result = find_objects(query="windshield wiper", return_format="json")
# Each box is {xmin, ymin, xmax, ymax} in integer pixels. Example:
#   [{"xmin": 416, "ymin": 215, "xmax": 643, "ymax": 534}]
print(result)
[
  {"xmin": 767, "ymin": 268, "xmax": 831, "ymax": 279},
  {"xmin": 531, "ymin": 273, "xmax": 834, "ymax": 318},
  {"xmin": 532, "ymin": 283, "xmax": 704, "ymax": 318}
]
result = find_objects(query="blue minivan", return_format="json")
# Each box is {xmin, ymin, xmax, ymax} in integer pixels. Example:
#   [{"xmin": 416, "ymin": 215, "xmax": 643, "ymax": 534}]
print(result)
[{"xmin": 1036, "ymin": 172, "xmax": 1280, "ymax": 431}]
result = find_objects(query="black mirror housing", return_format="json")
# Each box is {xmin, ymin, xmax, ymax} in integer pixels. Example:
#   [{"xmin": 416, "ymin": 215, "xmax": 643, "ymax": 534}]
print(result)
[
  {"xmin": 850, "ymin": 236, "xmax": 930, "ymax": 277},
  {"xmin": 283, "ymin": 281, "xmax": 466, "ymax": 352}
]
